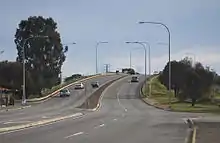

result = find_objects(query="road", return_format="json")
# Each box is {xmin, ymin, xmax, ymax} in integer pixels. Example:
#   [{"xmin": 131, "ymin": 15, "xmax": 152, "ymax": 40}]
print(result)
[
  {"xmin": 0, "ymin": 74, "xmax": 124, "ymax": 128},
  {"xmin": 0, "ymin": 75, "xmax": 208, "ymax": 143}
]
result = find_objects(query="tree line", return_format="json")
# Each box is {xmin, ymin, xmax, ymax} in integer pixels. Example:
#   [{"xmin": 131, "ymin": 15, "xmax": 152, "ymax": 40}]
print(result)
[
  {"xmin": 0, "ymin": 16, "xmax": 67, "ymax": 99},
  {"xmin": 158, "ymin": 57, "xmax": 219, "ymax": 106}
]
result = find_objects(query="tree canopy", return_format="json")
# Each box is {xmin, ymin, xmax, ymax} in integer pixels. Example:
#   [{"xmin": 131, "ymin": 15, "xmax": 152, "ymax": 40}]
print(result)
[
  {"xmin": 14, "ymin": 16, "xmax": 68, "ymax": 95},
  {"xmin": 122, "ymin": 68, "xmax": 135, "ymax": 74},
  {"xmin": 64, "ymin": 74, "xmax": 83, "ymax": 82},
  {"xmin": 159, "ymin": 57, "xmax": 216, "ymax": 106}
]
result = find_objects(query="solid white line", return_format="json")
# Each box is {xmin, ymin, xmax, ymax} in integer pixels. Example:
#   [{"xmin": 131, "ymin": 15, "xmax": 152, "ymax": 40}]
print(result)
[
  {"xmin": 117, "ymin": 92, "xmax": 128, "ymax": 112},
  {"xmin": 64, "ymin": 132, "xmax": 84, "ymax": 139},
  {"xmin": 0, "ymin": 113, "xmax": 84, "ymax": 135},
  {"xmin": 41, "ymin": 116, "xmax": 49, "ymax": 119},
  {"xmin": 3, "ymin": 121, "xmax": 32, "ymax": 125}
]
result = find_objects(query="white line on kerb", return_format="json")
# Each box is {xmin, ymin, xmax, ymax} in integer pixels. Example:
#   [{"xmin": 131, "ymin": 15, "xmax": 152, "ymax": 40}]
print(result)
[
  {"xmin": 117, "ymin": 92, "xmax": 127, "ymax": 112},
  {"xmin": 64, "ymin": 132, "xmax": 84, "ymax": 139}
]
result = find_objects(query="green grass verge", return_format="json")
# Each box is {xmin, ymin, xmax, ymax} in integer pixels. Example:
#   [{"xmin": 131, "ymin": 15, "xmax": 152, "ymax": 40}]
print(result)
[
  {"xmin": 171, "ymin": 102, "xmax": 220, "ymax": 113},
  {"xmin": 142, "ymin": 75, "xmax": 220, "ymax": 113}
]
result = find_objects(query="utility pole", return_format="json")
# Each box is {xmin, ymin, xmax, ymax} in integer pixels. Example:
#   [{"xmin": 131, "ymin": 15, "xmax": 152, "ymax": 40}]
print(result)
[{"xmin": 104, "ymin": 64, "xmax": 110, "ymax": 73}]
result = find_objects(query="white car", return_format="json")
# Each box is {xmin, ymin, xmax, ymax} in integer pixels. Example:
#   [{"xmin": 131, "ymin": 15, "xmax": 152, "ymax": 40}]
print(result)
[
  {"xmin": 74, "ymin": 82, "xmax": 84, "ymax": 89},
  {"xmin": 59, "ymin": 89, "xmax": 70, "ymax": 97}
]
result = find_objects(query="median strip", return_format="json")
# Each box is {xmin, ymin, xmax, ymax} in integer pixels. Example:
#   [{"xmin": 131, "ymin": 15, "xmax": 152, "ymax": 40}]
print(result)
[
  {"xmin": 77, "ymin": 75, "xmax": 127, "ymax": 110},
  {"xmin": 0, "ymin": 112, "xmax": 83, "ymax": 134}
]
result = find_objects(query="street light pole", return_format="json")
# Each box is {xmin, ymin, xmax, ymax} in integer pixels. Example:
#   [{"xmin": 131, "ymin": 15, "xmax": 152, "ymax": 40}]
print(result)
[
  {"xmin": 95, "ymin": 41, "xmax": 108, "ymax": 74},
  {"xmin": 129, "ymin": 51, "xmax": 132, "ymax": 69},
  {"xmin": 139, "ymin": 21, "xmax": 171, "ymax": 106},
  {"xmin": 20, "ymin": 35, "xmax": 48, "ymax": 105},
  {"xmin": 60, "ymin": 42, "xmax": 76, "ymax": 84},
  {"xmin": 126, "ymin": 42, "xmax": 147, "ymax": 97},
  {"xmin": 128, "ymin": 42, "xmax": 151, "ymax": 96},
  {"xmin": 0, "ymin": 50, "xmax": 4, "ymax": 108},
  {"xmin": 141, "ymin": 42, "xmax": 151, "ymax": 96}
]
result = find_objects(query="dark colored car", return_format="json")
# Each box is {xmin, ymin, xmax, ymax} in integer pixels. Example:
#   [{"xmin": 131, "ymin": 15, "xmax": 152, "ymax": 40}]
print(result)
[
  {"xmin": 91, "ymin": 81, "xmax": 99, "ymax": 88},
  {"xmin": 59, "ymin": 89, "xmax": 70, "ymax": 97},
  {"xmin": 116, "ymin": 70, "xmax": 119, "ymax": 74},
  {"xmin": 131, "ymin": 76, "xmax": 139, "ymax": 82}
]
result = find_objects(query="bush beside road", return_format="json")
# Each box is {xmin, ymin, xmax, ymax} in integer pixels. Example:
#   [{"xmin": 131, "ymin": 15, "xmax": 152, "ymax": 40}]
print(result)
[{"xmin": 142, "ymin": 76, "xmax": 220, "ymax": 113}]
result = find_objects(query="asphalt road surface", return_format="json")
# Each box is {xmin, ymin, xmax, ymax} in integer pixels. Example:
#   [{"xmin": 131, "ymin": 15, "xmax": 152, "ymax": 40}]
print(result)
[
  {"xmin": 0, "ymin": 75, "xmax": 208, "ymax": 143},
  {"xmin": 0, "ymin": 74, "xmax": 124, "ymax": 128}
]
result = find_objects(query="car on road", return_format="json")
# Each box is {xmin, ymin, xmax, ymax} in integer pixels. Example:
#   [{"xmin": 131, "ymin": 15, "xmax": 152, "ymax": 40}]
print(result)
[
  {"xmin": 74, "ymin": 82, "xmax": 84, "ymax": 89},
  {"xmin": 91, "ymin": 81, "xmax": 99, "ymax": 88},
  {"xmin": 131, "ymin": 76, "xmax": 139, "ymax": 82},
  {"xmin": 59, "ymin": 89, "xmax": 70, "ymax": 97}
]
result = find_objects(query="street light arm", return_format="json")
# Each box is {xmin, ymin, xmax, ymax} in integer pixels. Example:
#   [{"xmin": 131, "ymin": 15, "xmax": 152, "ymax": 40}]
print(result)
[
  {"xmin": 139, "ymin": 21, "xmax": 171, "ymax": 106},
  {"xmin": 139, "ymin": 21, "xmax": 170, "ymax": 37},
  {"xmin": 95, "ymin": 41, "xmax": 108, "ymax": 74}
]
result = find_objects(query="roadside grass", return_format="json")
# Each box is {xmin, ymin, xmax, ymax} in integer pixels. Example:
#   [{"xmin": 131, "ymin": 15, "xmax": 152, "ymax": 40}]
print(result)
[
  {"xmin": 171, "ymin": 102, "xmax": 220, "ymax": 113},
  {"xmin": 142, "ymin": 75, "xmax": 220, "ymax": 113}
]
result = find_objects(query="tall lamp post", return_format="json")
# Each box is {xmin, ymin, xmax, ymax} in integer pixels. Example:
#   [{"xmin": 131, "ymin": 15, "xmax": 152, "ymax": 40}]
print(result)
[
  {"xmin": 19, "ymin": 35, "xmax": 48, "ymax": 105},
  {"xmin": 129, "ymin": 48, "xmax": 142, "ymax": 69},
  {"xmin": 139, "ymin": 21, "xmax": 171, "ymax": 106},
  {"xmin": 60, "ymin": 42, "xmax": 76, "ymax": 84},
  {"xmin": 126, "ymin": 42, "xmax": 148, "ymax": 97},
  {"xmin": 0, "ymin": 50, "xmax": 4, "ymax": 108},
  {"xmin": 95, "ymin": 41, "xmax": 108, "ymax": 74},
  {"xmin": 129, "ymin": 44, "xmax": 151, "ymax": 96}
]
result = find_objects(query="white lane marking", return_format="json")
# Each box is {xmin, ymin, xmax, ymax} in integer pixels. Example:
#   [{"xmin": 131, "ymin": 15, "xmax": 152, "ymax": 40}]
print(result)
[
  {"xmin": 182, "ymin": 116, "xmax": 202, "ymax": 123},
  {"xmin": 113, "ymin": 118, "xmax": 117, "ymax": 121},
  {"xmin": 41, "ymin": 116, "xmax": 49, "ymax": 119},
  {"xmin": 94, "ymin": 123, "xmax": 105, "ymax": 129},
  {"xmin": 99, "ymin": 123, "xmax": 105, "ymax": 127},
  {"xmin": 0, "ymin": 113, "xmax": 84, "ymax": 135},
  {"xmin": 64, "ymin": 132, "xmax": 84, "ymax": 139},
  {"xmin": 3, "ymin": 121, "xmax": 32, "ymax": 125},
  {"xmin": 117, "ymin": 92, "xmax": 128, "ymax": 112}
]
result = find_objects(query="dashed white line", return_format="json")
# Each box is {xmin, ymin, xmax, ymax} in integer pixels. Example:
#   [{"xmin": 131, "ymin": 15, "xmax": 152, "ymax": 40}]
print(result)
[
  {"xmin": 41, "ymin": 116, "xmax": 49, "ymax": 119},
  {"xmin": 94, "ymin": 123, "xmax": 105, "ymax": 129},
  {"xmin": 113, "ymin": 118, "xmax": 117, "ymax": 121},
  {"xmin": 117, "ymin": 92, "xmax": 128, "ymax": 112},
  {"xmin": 99, "ymin": 123, "xmax": 105, "ymax": 127},
  {"xmin": 64, "ymin": 132, "xmax": 84, "ymax": 139}
]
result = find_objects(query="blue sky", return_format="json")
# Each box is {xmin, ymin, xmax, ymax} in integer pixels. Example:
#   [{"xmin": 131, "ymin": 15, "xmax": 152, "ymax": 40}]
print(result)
[{"xmin": 0, "ymin": 0, "xmax": 220, "ymax": 77}]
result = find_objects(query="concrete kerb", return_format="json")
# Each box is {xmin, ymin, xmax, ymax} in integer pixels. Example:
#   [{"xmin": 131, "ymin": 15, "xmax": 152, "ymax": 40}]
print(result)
[
  {"xmin": 139, "ymin": 75, "xmax": 172, "ymax": 111},
  {"xmin": 27, "ymin": 74, "xmax": 101, "ymax": 102},
  {"xmin": 0, "ymin": 105, "xmax": 31, "ymax": 113},
  {"xmin": 139, "ymin": 76, "xmax": 197, "ymax": 143},
  {"xmin": 92, "ymin": 75, "xmax": 129, "ymax": 112},
  {"xmin": 0, "ymin": 73, "xmax": 118, "ymax": 133},
  {"xmin": 86, "ymin": 75, "xmax": 128, "ymax": 112},
  {"xmin": 184, "ymin": 118, "xmax": 197, "ymax": 143},
  {"xmin": 0, "ymin": 112, "xmax": 83, "ymax": 134},
  {"xmin": 25, "ymin": 73, "xmax": 115, "ymax": 103}
]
